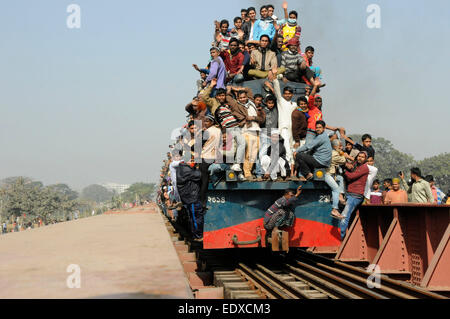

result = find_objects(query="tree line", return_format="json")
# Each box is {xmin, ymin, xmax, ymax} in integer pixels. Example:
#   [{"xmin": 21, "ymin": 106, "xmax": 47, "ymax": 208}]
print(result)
[
  {"xmin": 349, "ymin": 135, "xmax": 449, "ymax": 192},
  {"xmin": 0, "ymin": 178, "xmax": 156, "ymax": 225}
]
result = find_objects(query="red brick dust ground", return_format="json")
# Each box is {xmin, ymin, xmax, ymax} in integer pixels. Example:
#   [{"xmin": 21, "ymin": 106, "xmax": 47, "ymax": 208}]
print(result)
[{"xmin": 0, "ymin": 205, "xmax": 193, "ymax": 299}]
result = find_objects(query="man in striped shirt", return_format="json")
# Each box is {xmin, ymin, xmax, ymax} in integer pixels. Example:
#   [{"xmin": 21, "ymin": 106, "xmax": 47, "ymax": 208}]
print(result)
[
  {"xmin": 281, "ymin": 38, "xmax": 315, "ymax": 84},
  {"xmin": 200, "ymin": 79, "xmax": 246, "ymax": 177},
  {"xmin": 264, "ymin": 186, "xmax": 303, "ymax": 236}
]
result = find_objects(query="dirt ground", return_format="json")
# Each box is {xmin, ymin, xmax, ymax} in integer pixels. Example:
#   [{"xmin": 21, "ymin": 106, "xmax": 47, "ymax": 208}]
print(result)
[{"xmin": 0, "ymin": 206, "xmax": 193, "ymax": 299}]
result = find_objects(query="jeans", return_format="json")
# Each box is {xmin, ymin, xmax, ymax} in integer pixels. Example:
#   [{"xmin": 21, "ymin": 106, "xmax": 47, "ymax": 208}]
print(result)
[
  {"xmin": 339, "ymin": 194, "xmax": 364, "ymax": 240},
  {"xmin": 324, "ymin": 174, "xmax": 345, "ymax": 209},
  {"xmin": 231, "ymin": 73, "xmax": 245, "ymax": 85},
  {"xmin": 255, "ymin": 132, "xmax": 270, "ymax": 177}
]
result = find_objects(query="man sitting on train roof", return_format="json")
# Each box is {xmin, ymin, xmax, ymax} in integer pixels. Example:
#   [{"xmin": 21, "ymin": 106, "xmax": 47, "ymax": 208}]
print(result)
[
  {"xmin": 281, "ymin": 38, "xmax": 317, "ymax": 86},
  {"xmin": 219, "ymin": 38, "xmax": 245, "ymax": 85},
  {"xmin": 260, "ymin": 129, "xmax": 291, "ymax": 181},
  {"xmin": 248, "ymin": 35, "xmax": 285, "ymax": 80},
  {"xmin": 264, "ymin": 185, "xmax": 303, "ymax": 237},
  {"xmin": 294, "ymin": 120, "xmax": 332, "ymax": 182}
]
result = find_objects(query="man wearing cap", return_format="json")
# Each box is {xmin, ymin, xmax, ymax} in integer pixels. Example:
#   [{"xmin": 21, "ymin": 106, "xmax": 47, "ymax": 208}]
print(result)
[
  {"xmin": 261, "ymin": 129, "xmax": 290, "ymax": 181},
  {"xmin": 281, "ymin": 38, "xmax": 315, "ymax": 84},
  {"xmin": 400, "ymin": 168, "xmax": 434, "ymax": 204},
  {"xmin": 384, "ymin": 178, "xmax": 408, "ymax": 204}
]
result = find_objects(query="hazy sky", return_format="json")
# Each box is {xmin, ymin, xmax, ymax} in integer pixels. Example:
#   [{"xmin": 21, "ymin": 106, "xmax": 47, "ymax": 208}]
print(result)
[{"xmin": 0, "ymin": 0, "xmax": 449, "ymax": 190}]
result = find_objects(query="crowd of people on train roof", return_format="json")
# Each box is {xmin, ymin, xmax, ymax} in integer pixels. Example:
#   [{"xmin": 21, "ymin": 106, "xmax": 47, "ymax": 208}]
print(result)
[{"xmin": 157, "ymin": 2, "xmax": 449, "ymax": 242}]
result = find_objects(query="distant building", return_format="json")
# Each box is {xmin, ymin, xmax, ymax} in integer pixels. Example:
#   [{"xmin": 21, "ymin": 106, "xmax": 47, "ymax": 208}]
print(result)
[{"xmin": 100, "ymin": 183, "xmax": 130, "ymax": 195}]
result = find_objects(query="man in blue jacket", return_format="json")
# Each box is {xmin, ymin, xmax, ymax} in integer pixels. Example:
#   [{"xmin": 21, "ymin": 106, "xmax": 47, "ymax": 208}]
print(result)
[{"xmin": 294, "ymin": 120, "xmax": 332, "ymax": 181}]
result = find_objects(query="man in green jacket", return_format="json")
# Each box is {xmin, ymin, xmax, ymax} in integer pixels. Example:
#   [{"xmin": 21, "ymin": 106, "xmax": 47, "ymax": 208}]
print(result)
[{"xmin": 400, "ymin": 168, "xmax": 434, "ymax": 203}]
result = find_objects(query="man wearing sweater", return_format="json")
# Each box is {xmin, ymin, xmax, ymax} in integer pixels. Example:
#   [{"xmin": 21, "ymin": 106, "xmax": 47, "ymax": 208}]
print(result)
[
  {"xmin": 294, "ymin": 120, "xmax": 332, "ymax": 181},
  {"xmin": 336, "ymin": 151, "xmax": 370, "ymax": 240}
]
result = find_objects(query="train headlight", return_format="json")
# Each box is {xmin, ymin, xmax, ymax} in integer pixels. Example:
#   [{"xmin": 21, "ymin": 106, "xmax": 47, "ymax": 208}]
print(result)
[
  {"xmin": 314, "ymin": 169, "xmax": 325, "ymax": 181},
  {"xmin": 226, "ymin": 170, "xmax": 238, "ymax": 182}
]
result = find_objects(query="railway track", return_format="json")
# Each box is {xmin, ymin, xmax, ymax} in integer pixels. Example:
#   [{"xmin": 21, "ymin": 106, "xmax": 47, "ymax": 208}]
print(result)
[
  {"xmin": 212, "ymin": 251, "xmax": 447, "ymax": 299},
  {"xmin": 163, "ymin": 212, "xmax": 448, "ymax": 300}
]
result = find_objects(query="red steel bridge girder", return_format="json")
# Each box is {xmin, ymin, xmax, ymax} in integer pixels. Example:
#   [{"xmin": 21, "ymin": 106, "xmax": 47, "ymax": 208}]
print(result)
[{"xmin": 336, "ymin": 204, "xmax": 450, "ymax": 293}]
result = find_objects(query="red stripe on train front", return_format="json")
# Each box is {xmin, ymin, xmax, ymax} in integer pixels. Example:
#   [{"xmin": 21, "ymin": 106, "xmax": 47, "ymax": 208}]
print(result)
[{"xmin": 203, "ymin": 218, "xmax": 341, "ymax": 249}]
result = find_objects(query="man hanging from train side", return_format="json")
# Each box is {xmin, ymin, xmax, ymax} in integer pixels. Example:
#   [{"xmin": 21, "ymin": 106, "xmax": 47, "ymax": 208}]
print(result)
[{"xmin": 263, "ymin": 185, "xmax": 303, "ymax": 248}]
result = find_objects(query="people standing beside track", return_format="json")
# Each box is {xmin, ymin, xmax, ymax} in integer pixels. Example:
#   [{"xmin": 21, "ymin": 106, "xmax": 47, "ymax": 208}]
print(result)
[
  {"xmin": 368, "ymin": 179, "xmax": 383, "ymax": 204},
  {"xmin": 381, "ymin": 178, "xmax": 393, "ymax": 204},
  {"xmin": 384, "ymin": 178, "xmax": 408, "ymax": 204},
  {"xmin": 176, "ymin": 161, "xmax": 204, "ymax": 242},
  {"xmin": 294, "ymin": 120, "xmax": 332, "ymax": 181},
  {"xmin": 424, "ymin": 175, "xmax": 446, "ymax": 204},
  {"xmin": 400, "ymin": 168, "xmax": 435, "ymax": 204},
  {"xmin": 264, "ymin": 186, "xmax": 303, "ymax": 235},
  {"xmin": 363, "ymin": 156, "xmax": 379, "ymax": 204},
  {"xmin": 336, "ymin": 151, "xmax": 370, "ymax": 240}
]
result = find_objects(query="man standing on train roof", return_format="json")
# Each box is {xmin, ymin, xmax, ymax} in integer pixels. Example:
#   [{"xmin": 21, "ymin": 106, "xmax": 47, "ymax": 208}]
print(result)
[
  {"xmin": 264, "ymin": 185, "xmax": 303, "ymax": 236},
  {"xmin": 205, "ymin": 47, "xmax": 227, "ymax": 91},
  {"xmin": 243, "ymin": 7, "xmax": 257, "ymax": 42},
  {"xmin": 252, "ymin": 5, "xmax": 276, "ymax": 42},
  {"xmin": 200, "ymin": 79, "xmax": 246, "ymax": 178},
  {"xmin": 335, "ymin": 151, "xmax": 370, "ymax": 239}
]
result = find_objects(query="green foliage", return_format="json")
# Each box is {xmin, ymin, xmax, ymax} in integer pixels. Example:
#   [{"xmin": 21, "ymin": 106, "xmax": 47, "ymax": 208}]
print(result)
[
  {"xmin": 48, "ymin": 184, "xmax": 79, "ymax": 200},
  {"xmin": 348, "ymin": 135, "xmax": 449, "ymax": 191},
  {"xmin": 120, "ymin": 183, "xmax": 155, "ymax": 203},
  {"xmin": 80, "ymin": 184, "xmax": 114, "ymax": 203},
  {"xmin": 0, "ymin": 177, "xmax": 77, "ymax": 224},
  {"xmin": 417, "ymin": 153, "xmax": 450, "ymax": 192}
]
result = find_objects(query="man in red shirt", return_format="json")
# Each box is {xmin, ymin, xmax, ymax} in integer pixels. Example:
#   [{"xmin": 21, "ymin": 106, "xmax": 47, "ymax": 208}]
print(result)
[
  {"xmin": 333, "ymin": 151, "xmax": 370, "ymax": 240},
  {"xmin": 220, "ymin": 38, "xmax": 245, "ymax": 85}
]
